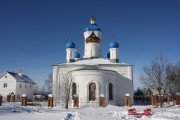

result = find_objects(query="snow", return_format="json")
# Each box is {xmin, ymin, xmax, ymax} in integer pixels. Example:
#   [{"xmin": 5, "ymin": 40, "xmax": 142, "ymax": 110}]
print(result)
[
  {"xmin": 100, "ymin": 94, "xmax": 104, "ymax": 97},
  {"xmin": 48, "ymin": 94, "xmax": 53, "ymax": 97},
  {"xmin": 62, "ymin": 58, "xmax": 131, "ymax": 65},
  {"xmin": 22, "ymin": 94, "xmax": 27, "ymax": 97},
  {"xmin": 0, "ymin": 102, "xmax": 180, "ymax": 120}
]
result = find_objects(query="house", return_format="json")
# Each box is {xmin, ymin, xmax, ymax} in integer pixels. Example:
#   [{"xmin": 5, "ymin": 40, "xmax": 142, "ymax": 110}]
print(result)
[{"xmin": 0, "ymin": 71, "xmax": 36, "ymax": 102}]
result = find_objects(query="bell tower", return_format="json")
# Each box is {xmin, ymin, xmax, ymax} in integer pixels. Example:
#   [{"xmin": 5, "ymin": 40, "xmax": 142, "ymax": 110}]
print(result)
[{"xmin": 83, "ymin": 16, "xmax": 102, "ymax": 58}]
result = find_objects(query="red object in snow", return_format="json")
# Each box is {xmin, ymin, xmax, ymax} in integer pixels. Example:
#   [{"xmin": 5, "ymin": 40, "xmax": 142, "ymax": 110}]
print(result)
[
  {"xmin": 128, "ymin": 108, "xmax": 152, "ymax": 117},
  {"xmin": 128, "ymin": 108, "xmax": 136, "ymax": 115},
  {"xmin": 143, "ymin": 109, "xmax": 152, "ymax": 116}
]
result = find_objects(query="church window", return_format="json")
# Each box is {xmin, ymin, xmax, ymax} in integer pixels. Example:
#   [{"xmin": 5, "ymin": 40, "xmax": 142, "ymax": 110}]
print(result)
[
  {"xmin": 109, "ymin": 83, "xmax": 113, "ymax": 100},
  {"xmin": 72, "ymin": 83, "xmax": 76, "ymax": 99},
  {"xmin": 25, "ymin": 85, "xmax": 27, "ymax": 89},
  {"xmin": 3, "ymin": 83, "xmax": 7, "ymax": 88},
  {"xmin": 89, "ymin": 83, "xmax": 96, "ymax": 101},
  {"xmin": 20, "ymin": 84, "xmax": 22, "ymax": 88},
  {"xmin": 17, "ymin": 94, "xmax": 20, "ymax": 99},
  {"xmin": 91, "ymin": 49, "xmax": 96, "ymax": 57},
  {"xmin": 70, "ymin": 52, "xmax": 74, "ymax": 58}
]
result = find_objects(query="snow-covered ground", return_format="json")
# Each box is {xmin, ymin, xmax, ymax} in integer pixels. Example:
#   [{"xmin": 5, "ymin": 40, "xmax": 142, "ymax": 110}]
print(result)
[{"xmin": 0, "ymin": 102, "xmax": 180, "ymax": 120}]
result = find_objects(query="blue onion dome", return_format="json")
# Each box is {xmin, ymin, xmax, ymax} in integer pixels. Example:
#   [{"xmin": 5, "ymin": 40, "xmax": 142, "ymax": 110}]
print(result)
[
  {"xmin": 85, "ymin": 16, "xmax": 101, "ymax": 31},
  {"xmin": 107, "ymin": 52, "xmax": 110, "ymax": 59},
  {"xmin": 109, "ymin": 40, "xmax": 119, "ymax": 48},
  {"xmin": 75, "ymin": 52, "xmax": 80, "ymax": 58},
  {"xmin": 66, "ymin": 40, "xmax": 76, "ymax": 48}
]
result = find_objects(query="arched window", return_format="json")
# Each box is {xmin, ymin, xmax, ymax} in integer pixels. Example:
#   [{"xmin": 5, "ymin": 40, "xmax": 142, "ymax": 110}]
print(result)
[
  {"xmin": 72, "ymin": 83, "xmax": 76, "ymax": 99},
  {"xmin": 89, "ymin": 83, "xmax": 96, "ymax": 101},
  {"xmin": 109, "ymin": 83, "xmax": 113, "ymax": 100},
  {"xmin": 91, "ymin": 49, "xmax": 96, "ymax": 57}
]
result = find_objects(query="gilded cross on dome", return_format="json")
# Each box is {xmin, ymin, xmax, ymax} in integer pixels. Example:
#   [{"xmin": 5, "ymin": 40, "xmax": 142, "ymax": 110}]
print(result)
[{"xmin": 90, "ymin": 16, "xmax": 96, "ymax": 24}]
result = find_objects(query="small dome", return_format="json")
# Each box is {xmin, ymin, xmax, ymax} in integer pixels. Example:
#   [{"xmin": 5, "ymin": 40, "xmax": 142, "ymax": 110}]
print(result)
[
  {"xmin": 85, "ymin": 24, "xmax": 101, "ymax": 31},
  {"xmin": 85, "ymin": 16, "xmax": 101, "ymax": 31},
  {"xmin": 75, "ymin": 52, "xmax": 80, "ymax": 58},
  {"xmin": 109, "ymin": 40, "xmax": 119, "ymax": 48},
  {"xmin": 107, "ymin": 52, "xmax": 110, "ymax": 58},
  {"xmin": 66, "ymin": 40, "xmax": 75, "ymax": 48},
  {"xmin": 86, "ymin": 32, "xmax": 100, "ymax": 43}
]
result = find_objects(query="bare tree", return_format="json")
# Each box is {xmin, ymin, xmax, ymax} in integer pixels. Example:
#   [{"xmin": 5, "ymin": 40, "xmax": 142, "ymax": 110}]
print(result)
[
  {"xmin": 34, "ymin": 84, "xmax": 40, "ymax": 93},
  {"xmin": 44, "ymin": 73, "xmax": 52, "ymax": 93},
  {"xmin": 167, "ymin": 61, "xmax": 180, "ymax": 93},
  {"xmin": 60, "ymin": 73, "xmax": 73, "ymax": 109},
  {"xmin": 140, "ymin": 56, "xmax": 170, "ymax": 108}
]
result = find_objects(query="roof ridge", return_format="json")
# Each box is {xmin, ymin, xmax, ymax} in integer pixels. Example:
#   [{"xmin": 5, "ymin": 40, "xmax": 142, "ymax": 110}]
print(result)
[{"xmin": 0, "ymin": 71, "xmax": 36, "ymax": 84}]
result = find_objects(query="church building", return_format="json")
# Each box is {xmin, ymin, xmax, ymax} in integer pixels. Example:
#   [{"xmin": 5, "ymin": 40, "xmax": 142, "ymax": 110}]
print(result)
[{"xmin": 52, "ymin": 16, "xmax": 134, "ymax": 107}]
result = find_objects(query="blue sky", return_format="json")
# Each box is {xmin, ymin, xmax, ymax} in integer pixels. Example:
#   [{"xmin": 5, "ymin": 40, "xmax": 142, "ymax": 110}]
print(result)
[{"xmin": 0, "ymin": 0, "xmax": 180, "ymax": 89}]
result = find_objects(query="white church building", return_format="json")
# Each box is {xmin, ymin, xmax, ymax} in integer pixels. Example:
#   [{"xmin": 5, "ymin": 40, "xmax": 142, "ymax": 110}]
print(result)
[{"xmin": 52, "ymin": 16, "xmax": 134, "ymax": 107}]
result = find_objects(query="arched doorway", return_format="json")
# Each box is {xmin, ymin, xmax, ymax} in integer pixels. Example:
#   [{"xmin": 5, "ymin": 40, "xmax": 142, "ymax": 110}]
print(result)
[
  {"xmin": 89, "ymin": 83, "xmax": 96, "ymax": 101},
  {"xmin": 109, "ymin": 83, "xmax": 113, "ymax": 100}
]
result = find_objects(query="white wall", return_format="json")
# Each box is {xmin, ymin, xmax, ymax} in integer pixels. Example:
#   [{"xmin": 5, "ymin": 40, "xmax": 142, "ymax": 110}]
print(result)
[
  {"xmin": 53, "ymin": 65, "xmax": 120, "ymax": 107},
  {"xmin": 53, "ymin": 64, "xmax": 134, "ymax": 107},
  {"xmin": 52, "ymin": 65, "xmax": 84, "ymax": 106},
  {"xmin": 0, "ymin": 73, "xmax": 16, "ymax": 101},
  {"xmin": 16, "ymin": 82, "xmax": 34, "ymax": 101},
  {"xmin": 101, "ymin": 65, "xmax": 134, "ymax": 105},
  {"xmin": 84, "ymin": 43, "xmax": 101, "ymax": 58}
]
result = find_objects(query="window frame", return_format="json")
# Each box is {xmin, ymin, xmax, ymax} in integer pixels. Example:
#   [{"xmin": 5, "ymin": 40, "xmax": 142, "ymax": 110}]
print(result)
[
  {"xmin": 89, "ymin": 82, "xmax": 96, "ymax": 101},
  {"xmin": 72, "ymin": 83, "xmax": 77, "ymax": 99},
  {"xmin": 109, "ymin": 83, "xmax": 113, "ymax": 100},
  {"xmin": 3, "ymin": 83, "xmax": 7, "ymax": 88}
]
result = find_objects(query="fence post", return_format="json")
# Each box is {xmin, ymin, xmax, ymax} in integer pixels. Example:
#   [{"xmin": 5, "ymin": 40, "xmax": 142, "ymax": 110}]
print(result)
[
  {"xmin": 125, "ymin": 93, "xmax": 131, "ymax": 107},
  {"xmin": 73, "ymin": 94, "xmax": 79, "ymax": 108},
  {"xmin": 168, "ymin": 94, "xmax": 172, "ymax": 105},
  {"xmin": 175, "ymin": 93, "xmax": 180, "ymax": 105},
  {"xmin": 21, "ymin": 94, "xmax": 27, "ymax": 106},
  {"xmin": 48, "ymin": 94, "xmax": 53, "ymax": 108},
  {"xmin": 99, "ymin": 94, "xmax": 104, "ymax": 107},
  {"xmin": 151, "ymin": 94, "xmax": 157, "ymax": 107}
]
